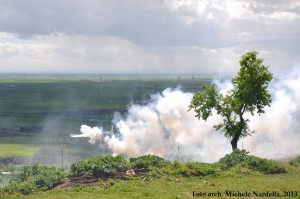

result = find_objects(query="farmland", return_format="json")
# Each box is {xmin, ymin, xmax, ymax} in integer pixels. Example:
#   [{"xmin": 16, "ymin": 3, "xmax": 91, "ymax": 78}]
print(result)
[{"xmin": 0, "ymin": 74, "xmax": 211, "ymax": 158}]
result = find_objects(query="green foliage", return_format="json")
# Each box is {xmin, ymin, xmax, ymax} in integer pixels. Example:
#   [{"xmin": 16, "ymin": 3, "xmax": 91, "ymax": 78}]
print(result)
[
  {"xmin": 189, "ymin": 52, "xmax": 273, "ymax": 150},
  {"xmin": 129, "ymin": 155, "xmax": 221, "ymax": 178},
  {"xmin": 0, "ymin": 163, "xmax": 66, "ymax": 195},
  {"xmin": 189, "ymin": 85, "xmax": 219, "ymax": 120},
  {"xmin": 70, "ymin": 155, "xmax": 129, "ymax": 178},
  {"xmin": 0, "ymin": 153, "xmax": 296, "ymax": 197},
  {"xmin": 219, "ymin": 149, "xmax": 250, "ymax": 167},
  {"xmin": 289, "ymin": 155, "xmax": 300, "ymax": 167},
  {"xmin": 3, "ymin": 181, "xmax": 36, "ymax": 195},
  {"xmin": 247, "ymin": 156, "xmax": 286, "ymax": 174},
  {"xmin": 0, "ymin": 164, "xmax": 18, "ymax": 173},
  {"xmin": 219, "ymin": 149, "xmax": 286, "ymax": 174},
  {"xmin": 233, "ymin": 52, "xmax": 273, "ymax": 115},
  {"xmin": 129, "ymin": 154, "xmax": 168, "ymax": 169}
]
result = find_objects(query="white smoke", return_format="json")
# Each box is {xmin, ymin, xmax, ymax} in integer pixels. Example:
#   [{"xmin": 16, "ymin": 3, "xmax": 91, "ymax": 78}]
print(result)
[
  {"xmin": 241, "ymin": 67, "xmax": 300, "ymax": 159},
  {"xmin": 71, "ymin": 88, "xmax": 230, "ymax": 162},
  {"xmin": 71, "ymin": 68, "xmax": 300, "ymax": 162},
  {"xmin": 70, "ymin": 125, "xmax": 103, "ymax": 144}
]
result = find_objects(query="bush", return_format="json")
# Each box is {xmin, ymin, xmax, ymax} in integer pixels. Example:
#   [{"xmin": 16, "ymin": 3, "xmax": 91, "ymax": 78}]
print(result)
[
  {"xmin": 218, "ymin": 149, "xmax": 286, "ymax": 174},
  {"xmin": 3, "ymin": 181, "xmax": 36, "ymax": 195},
  {"xmin": 247, "ymin": 156, "xmax": 286, "ymax": 174},
  {"xmin": 0, "ymin": 164, "xmax": 18, "ymax": 173},
  {"xmin": 1, "ymin": 164, "xmax": 66, "ymax": 195},
  {"xmin": 70, "ymin": 155, "xmax": 129, "ymax": 178},
  {"xmin": 289, "ymin": 155, "xmax": 300, "ymax": 167},
  {"xmin": 219, "ymin": 149, "xmax": 250, "ymax": 168},
  {"xmin": 130, "ymin": 155, "xmax": 168, "ymax": 169}
]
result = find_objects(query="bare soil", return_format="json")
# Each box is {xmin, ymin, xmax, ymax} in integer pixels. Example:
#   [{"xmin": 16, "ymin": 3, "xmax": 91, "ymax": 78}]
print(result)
[{"xmin": 56, "ymin": 168, "xmax": 150, "ymax": 189}]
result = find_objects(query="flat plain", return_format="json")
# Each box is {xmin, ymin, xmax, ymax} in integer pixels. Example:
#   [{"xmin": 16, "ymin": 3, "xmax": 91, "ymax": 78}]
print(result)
[{"xmin": 0, "ymin": 74, "xmax": 210, "ymax": 157}]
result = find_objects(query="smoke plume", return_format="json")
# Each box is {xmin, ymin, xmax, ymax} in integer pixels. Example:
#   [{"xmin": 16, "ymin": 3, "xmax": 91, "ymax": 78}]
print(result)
[
  {"xmin": 241, "ymin": 67, "xmax": 300, "ymax": 159},
  {"xmin": 71, "ymin": 68, "xmax": 300, "ymax": 162},
  {"xmin": 70, "ymin": 125, "xmax": 103, "ymax": 144}
]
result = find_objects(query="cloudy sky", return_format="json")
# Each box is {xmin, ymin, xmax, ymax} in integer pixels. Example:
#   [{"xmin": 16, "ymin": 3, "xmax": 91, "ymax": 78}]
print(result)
[{"xmin": 0, "ymin": 0, "xmax": 299, "ymax": 74}]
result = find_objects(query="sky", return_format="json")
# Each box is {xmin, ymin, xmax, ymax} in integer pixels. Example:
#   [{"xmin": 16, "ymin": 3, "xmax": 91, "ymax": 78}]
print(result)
[{"xmin": 0, "ymin": 0, "xmax": 299, "ymax": 74}]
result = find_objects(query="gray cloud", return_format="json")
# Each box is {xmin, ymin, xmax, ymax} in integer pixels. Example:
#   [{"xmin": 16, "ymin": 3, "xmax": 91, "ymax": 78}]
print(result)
[
  {"xmin": 0, "ymin": 0, "xmax": 299, "ymax": 73},
  {"xmin": 0, "ymin": 0, "xmax": 243, "ymax": 47},
  {"xmin": 242, "ymin": 0, "xmax": 300, "ymax": 15}
]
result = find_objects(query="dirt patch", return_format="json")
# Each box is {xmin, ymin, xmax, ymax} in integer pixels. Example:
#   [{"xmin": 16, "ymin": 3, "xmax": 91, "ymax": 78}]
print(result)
[
  {"xmin": 56, "ymin": 168, "xmax": 151, "ymax": 190},
  {"xmin": 56, "ymin": 177, "xmax": 101, "ymax": 189}
]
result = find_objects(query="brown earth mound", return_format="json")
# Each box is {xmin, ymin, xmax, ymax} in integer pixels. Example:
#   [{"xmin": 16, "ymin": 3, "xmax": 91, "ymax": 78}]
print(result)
[{"xmin": 56, "ymin": 168, "xmax": 150, "ymax": 190}]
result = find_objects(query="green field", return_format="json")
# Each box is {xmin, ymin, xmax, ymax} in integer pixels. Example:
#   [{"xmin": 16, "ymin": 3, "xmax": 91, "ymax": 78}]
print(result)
[
  {"xmin": 0, "ymin": 144, "xmax": 35, "ymax": 157},
  {"xmin": 0, "ymin": 74, "xmax": 210, "ymax": 158}
]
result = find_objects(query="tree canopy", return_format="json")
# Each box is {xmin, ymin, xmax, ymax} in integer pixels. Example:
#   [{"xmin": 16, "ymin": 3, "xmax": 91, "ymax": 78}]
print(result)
[{"xmin": 189, "ymin": 51, "xmax": 273, "ymax": 150}]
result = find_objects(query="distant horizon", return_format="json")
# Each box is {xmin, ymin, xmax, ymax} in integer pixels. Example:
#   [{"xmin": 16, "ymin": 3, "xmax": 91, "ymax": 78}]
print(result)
[
  {"xmin": 0, "ymin": 67, "xmax": 290, "ymax": 78},
  {"xmin": 0, "ymin": 71, "xmax": 223, "ymax": 80}
]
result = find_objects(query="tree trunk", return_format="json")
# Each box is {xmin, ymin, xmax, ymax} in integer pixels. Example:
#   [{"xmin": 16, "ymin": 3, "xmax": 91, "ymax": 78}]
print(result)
[
  {"xmin": 231, "ymin": 113, "xmax": 244, "ymax": 150},
  {"xmin": 231, "ymin": 135, "xmax": 239, "ymax": 150}
]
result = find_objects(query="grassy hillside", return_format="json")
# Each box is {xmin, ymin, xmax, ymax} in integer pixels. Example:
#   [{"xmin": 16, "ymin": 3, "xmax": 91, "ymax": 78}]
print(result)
[
  {"xmin": 0, "ymin": 153, "xmax": 299, "ymax": 199},
  {"xmin": 1, "ymin": 173, "xmax": 297, "ymax": 199}
]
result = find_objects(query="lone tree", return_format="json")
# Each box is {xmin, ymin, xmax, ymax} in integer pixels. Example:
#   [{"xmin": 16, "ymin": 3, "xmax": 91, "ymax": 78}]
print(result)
[{"xmin": 189, "ymin": 51, "xmax": 273, "ymax": 150}]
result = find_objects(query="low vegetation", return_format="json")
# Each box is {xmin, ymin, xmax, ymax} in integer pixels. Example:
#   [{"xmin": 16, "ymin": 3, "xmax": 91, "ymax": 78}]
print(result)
[
  {"xmin": 70, "ymin": 155, "xmax": 129, "ymax": 178},
  {"xmin": 1, "ymin": 164, "xmax": 66, "ymax": 195},
  {"xmin": 0, "ymin": 150, "xmax": 299, "ymax": 198},
  {"xmin": 219, "ymin": 149, "xmax": 287, "ymax": 174},
  {"xmin": 289, "ymin": 155, "xmax": 300, "ymax": 167},
  {"xmin": 129, "ymin": 154, "xmax": 168, "ymax": 169}
]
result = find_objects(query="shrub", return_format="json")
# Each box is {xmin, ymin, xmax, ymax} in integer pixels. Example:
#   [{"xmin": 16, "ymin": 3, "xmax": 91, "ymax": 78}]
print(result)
[
  {"xmin": 0, "ymin": 164, "xmax": 18, "ymax": 173},
  {"xmin": 289, "ymin": 155, "xmax": 300, "ymax": 167},
  {"xmin": 219, "ymin": 149, "xmax": 250, "ymax": 168},
  {"xmin": 4, "ymin": 181, "xmax": 36, "ymax": 195},
  {"xmin": 130, "ymin": 155, "xmax": 168, "ymax": 169},
  {"xmin": 70, "ymin": 155, "xmax": 129, "ymax": 178},
  {"xmin": 218, "ymin": 149, "xmax": 286, "ymax": 174},
  {"xmin": 1, "ymin": 164, "xmax": 66, "ymax": 195},
  {"xmin": 247, "ymin": 156, "xmax": 286, "ymax": 174}
]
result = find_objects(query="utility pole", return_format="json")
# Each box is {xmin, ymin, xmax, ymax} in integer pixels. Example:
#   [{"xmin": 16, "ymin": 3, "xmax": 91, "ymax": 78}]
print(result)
[{"xmin": 100, "ymin": 73, "xmax": 103, "ymax": 95}]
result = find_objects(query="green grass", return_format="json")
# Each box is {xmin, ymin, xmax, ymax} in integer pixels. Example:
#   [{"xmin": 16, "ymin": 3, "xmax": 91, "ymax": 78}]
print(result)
[
  {"xmin": 2, "ymin": 173, "xmax": 299, "ymax": 199},
  {"xmin": 0, "ymin": 144, "xmax": 35, "ymax": 157},
  {"xmin": 0, "ymin": 76, "xmax": 209, "ymax": 145},
  {"xmin": 0, "ymin": 153, "xmax": 299, "ymax": 198},
  {"xmin": 0, "ymin": 77, "xmax": 208, "ymax": 114}
]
